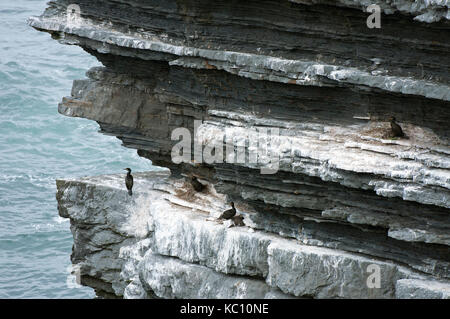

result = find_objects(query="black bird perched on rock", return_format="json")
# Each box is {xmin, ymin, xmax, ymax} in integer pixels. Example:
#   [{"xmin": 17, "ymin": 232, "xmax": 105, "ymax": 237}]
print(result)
[
  {"xmin": 389, "ymin": 116, "xmax": 405, "ymax": 138},
  {"xmin": 219, "ymin": 202, "xmax": 236, "ymax": 220},
  {"xmin": 124, "ymin": 168, "xmax": 133, "ymax": 196},
  {"xmin": 231, "ymin": 215, "xmax": 245, "ymax": 227},
  {"xmin": 190, "ymin": 176, "xmax": 205, "ymax": 192}
]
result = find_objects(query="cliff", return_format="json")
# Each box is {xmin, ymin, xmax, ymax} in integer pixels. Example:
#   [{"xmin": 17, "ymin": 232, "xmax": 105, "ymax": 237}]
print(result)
[{"xmin": 29, "ymin": 0, "xmax": 450, "ymax": 298}]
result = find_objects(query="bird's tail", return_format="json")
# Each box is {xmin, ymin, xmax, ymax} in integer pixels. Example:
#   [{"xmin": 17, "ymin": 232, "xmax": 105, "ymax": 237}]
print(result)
[{"xmin": 128, "ymin": 189, "xmax": 132, "ymax": 196}]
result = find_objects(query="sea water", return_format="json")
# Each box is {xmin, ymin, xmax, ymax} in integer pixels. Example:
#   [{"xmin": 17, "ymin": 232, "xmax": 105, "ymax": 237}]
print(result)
[{"xmin": 0, "ymin": 0, "xmax": 156, "ymax": 298}]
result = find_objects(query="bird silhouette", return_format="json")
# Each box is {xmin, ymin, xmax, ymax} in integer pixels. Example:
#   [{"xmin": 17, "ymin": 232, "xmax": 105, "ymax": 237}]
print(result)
[
  {"xmin": 190, "ymin": 176, "xmax": 205, "ymax": 192},
  {"xmin": 219, "ymin": 202, "xmax": 236, "ymax": 220},
  {"xmin": 124, "ymin": 168, "xmax": 133, "ymax": 196},
  {"xmin": 231, "ymin": 215, "xmax": 245, "ymax": 227},
  {"xmin": 389, "ymin": 116, "xmax": 405, "ymax": 138}
]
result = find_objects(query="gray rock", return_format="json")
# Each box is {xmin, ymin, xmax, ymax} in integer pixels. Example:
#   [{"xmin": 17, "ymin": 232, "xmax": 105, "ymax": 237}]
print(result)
[
  {"xmin": 396, "ymin": 279, "xmax": 450, "ymax": 299},
  {"xmin": 139, "ymin": 252, "xmax": 273, "ymax": 299},
  {"xmin": 55, "ymin": 173, "xmax": 450, "ymax": 298},
  {"xmin": 31, "ymin": 0, "xmax": 450, "ymax": 299},
  {"xmin": 266, "ymin": 241, "xmax": 399, "ymax": 298}
]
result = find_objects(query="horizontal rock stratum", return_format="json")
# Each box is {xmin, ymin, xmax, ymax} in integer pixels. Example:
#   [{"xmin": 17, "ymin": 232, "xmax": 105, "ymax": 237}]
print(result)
[
  {"xmin": 56, "ymin": 172, "xmax": 449, "ymax": 298},
  {"xmin": 30, "ymin": 0, "xmax": 450, "ymax": 298}
]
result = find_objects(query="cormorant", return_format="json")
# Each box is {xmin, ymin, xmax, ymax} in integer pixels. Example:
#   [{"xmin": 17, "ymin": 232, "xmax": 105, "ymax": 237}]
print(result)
[
  {"xmin": 124, "ymin": 168, "xmax": 133, "ymax": 196},
  {"xmin": 190, "ymin": 176, "xmax": 205, "ymax": 192},
  {"xmin": 231, "ymin": 215, "xmax": 245, "ymax": 227},
  {"xmin": 389, "ymin": 116, "xmax": 404, "ymax": 138},
  {"xmin": 219, "ymin": 202, "xmax": 236, "ymax": 220}
]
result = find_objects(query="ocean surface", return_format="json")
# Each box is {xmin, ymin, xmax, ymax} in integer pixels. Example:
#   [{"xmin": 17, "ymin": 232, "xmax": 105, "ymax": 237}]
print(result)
[{"xmin": 0, "ymin": 0, "xmax": 156, "ymax": 298}]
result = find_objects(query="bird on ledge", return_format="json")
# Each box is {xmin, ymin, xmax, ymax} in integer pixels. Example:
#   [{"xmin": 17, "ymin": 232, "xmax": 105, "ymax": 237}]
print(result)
[
  {"xmin": 124, "ymin": 168, "xmax": 133, "ymax": 196},
  {"xmin": 219, "ymin": 202, "xmax": 236, "ymax": 220},
  {"xmin": 190, "ymin": 176, "xmax": 205, "ymax": 192},
  {"xmin": 389, "ymin": 116, "xmax": 405, "ymax": 138},
  {"xmin": 231, "ymin": 215, "xmax": 245, "ymax": 227}
]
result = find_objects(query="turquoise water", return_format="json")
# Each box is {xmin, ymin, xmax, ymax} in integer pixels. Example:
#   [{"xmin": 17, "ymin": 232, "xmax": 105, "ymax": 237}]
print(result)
[{"xmin": 0, "ymin": 0, "xmax": 155, "ymax": 298}]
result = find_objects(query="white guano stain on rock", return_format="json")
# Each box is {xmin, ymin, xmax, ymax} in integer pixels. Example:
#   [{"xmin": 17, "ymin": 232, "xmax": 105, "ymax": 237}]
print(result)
[{"xmin": 56, "ymin": 173, "xmax": 449, "ymax": 299}]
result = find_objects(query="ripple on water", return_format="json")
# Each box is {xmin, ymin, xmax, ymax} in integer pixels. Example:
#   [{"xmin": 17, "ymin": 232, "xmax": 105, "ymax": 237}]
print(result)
[{"xmin": 0, "ymin": 0, "xmax": 158, "ymax": 298}]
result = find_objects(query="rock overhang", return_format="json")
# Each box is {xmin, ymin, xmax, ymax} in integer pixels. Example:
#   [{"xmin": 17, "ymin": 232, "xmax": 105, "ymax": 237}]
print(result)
[{"xmin": 30, "ymin": 0, "xmax": 450, "ymax": 298}]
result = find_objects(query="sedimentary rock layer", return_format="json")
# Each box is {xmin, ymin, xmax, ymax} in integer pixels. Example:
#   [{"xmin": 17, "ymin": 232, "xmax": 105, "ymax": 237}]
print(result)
[
  {"xmin": 30, "ymin": 0, "xmax": 450, "ymax": 298},
  {"xmin": 56, "ymin": 172, "xmax": 450, "ymax": 299},
  {"xmin": 51, "ymin": 62, "xmax": 450, "ymax": 279},
  {"xmin": 29, "ymin": 0, "xmax": 450, "ymax": 96}
]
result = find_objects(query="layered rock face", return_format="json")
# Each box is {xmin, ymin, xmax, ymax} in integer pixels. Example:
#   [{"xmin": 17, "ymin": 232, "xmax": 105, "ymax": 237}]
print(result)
[{"xmin": 30, "ymin": 0, "xmax": 450, "ymax": 298}]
